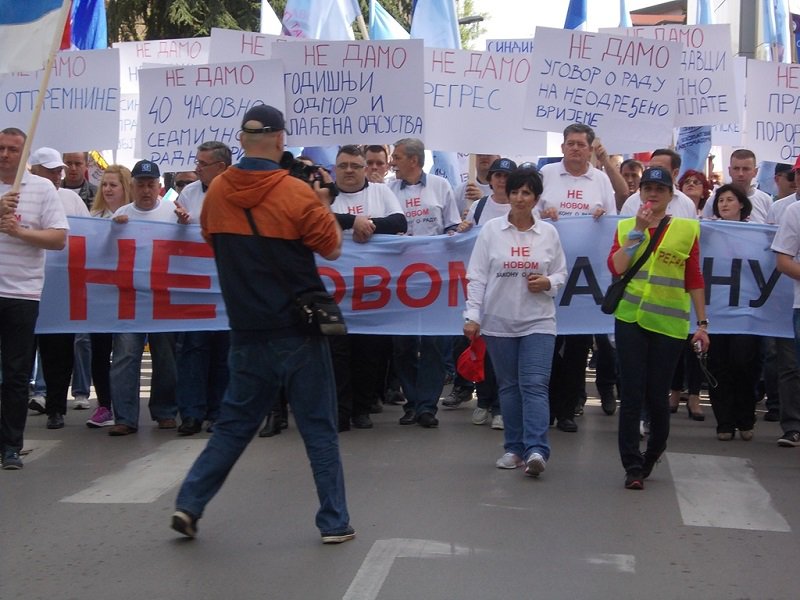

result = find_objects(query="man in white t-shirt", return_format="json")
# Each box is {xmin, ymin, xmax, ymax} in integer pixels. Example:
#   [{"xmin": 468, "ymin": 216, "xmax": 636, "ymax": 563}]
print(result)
[
  {"xmin": 620, "ymin": 149, "xmax": 698, "ymax": 219},
  {"xmin": 175, "ymin": 141, "xmax": 230, "ymax": 226},
  {"xmin": 388, "ymin": 138, "xmax": 460, "ymax": 428},
  {"xmin": 539, "ymin": 124, "xmax": 617, "ymax": 431},
  {"xmin": 108, "ymin": 160, "xmax": 179, "ymax": 436},
  {"xmin": 28, "ymin": 147, "xmax": 91, "ymax": 429},
  {"xmin": 0, "ymin": 128, "xmax": 68, "ymax": 469},
  {"xmin": 453, "ymin": 153, "xmax": 498, "ymax": 218},
  {"xmin": 701, "ymin": 149, "xmax": 772, "ymax": 223},
  {"xmin": 329, "ymin": 145, "xmax": 407, "ymax": 431}
]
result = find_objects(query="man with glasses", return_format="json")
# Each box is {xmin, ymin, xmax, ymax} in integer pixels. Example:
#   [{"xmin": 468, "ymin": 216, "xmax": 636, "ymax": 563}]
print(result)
[
  {"xmin": 328, "ymin": 145, "xmax": 406, "ymax": 430},
  {"xmin": 170, "ymin": 142, "xmax": 233, "ymax": 435},
  {"xmin": 774, "ymin": 163, "xmax": 797, "ymax": 201},
  {"xmin": 172, "ymin": 172, "xmax": 198, "ymax": 196}
]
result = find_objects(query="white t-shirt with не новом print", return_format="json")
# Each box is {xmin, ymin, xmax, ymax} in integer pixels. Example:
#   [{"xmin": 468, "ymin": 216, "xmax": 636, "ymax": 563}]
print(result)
[{"xmin": 388, "ymin": 172, "xmax": 460, "ymax": 236}]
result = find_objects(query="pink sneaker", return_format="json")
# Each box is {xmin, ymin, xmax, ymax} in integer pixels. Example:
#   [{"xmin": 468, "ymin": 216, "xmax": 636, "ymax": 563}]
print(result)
[{"xmin": 86, "ymin": 406, "xmax": 114, "ymax": 428}]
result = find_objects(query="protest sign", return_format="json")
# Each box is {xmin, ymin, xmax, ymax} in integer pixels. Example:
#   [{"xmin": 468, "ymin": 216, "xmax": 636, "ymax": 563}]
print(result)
[
  {"xmin": 523, "ymin": 27, "xmax": 681, "ymax": 153},
  {"xmin": 137, "ymin": 59, "xmax": 286, "ymax": 171},
  {"xmin": 485, "ymin": 39, "xmax": 534, "ymax": 54},
  {"xmin": 601, "ymin": 24, "xmax": 737, "ymax": 127},
  {"xmin": 209, "ymin": 27, "xmax": 294, "ymax": 63},
  {"xmin": 113, "ymin": 37, "xmax": 210, "ymax": 95},
  {"xmin": 37, "ymin": 217, "xmax": 793, "ymax": 338},
  {"xmin": 116, "ymin": 93, "xmax": 138, "ymax": 165},
  {"xmin": 0, "ymin": 49, "xmax": 120, "ymax": 152},
  {"xmin": 745, "ymin": 58, "xmax": 800, "ymax": 163},
  {"xmin": 423, "ymin": 47, "xmax": 548, "ymax": 155},
  {"xmin": 711, "ymin": 55, "xmax": 746, "ymax": 147},
  {"xmin": 272, "ymin": 39, "xmax": 425, "ymax": 146}
]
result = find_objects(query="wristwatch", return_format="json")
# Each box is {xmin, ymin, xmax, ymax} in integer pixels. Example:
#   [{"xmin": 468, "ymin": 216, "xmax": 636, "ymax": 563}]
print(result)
[{"xmin": 696, "ymin": 319, "xmax": 709, "ymax": 328}]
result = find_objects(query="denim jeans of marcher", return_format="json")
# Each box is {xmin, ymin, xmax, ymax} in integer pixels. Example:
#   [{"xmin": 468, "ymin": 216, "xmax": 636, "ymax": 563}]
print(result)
[
  {"xmin": 0, "ymin": 298, "xmax": 39, "ymax": 454},
  {"xmin": 110, "ymin": 332, "xmax": 176, "ymax": 428},
  {"xmin": 176, "ymin": 331, "xmax": 229, "ymax": 422},
  {"xmin": 176, "ymin": 334, "xmax": 350, "ymax": 535},
  {"xmin": 483, "ymin": 333, "xmax": 555, "ymax": 461},
  {"xmin": 615, "ymin": 319, "xmax": 684, "ymax": 474},
  {"xmin": 392, "ymin": 335, "xmax": 448, "ymax": 416}
]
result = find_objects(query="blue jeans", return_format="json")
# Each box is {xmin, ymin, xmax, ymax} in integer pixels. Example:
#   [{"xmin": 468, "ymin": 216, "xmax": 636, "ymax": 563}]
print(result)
[
  {"xmin": 615, "ymin": 319, "xmax": 684, "ymax": 474},
  {"xmin": 175, "ymin": 335, "xmax": 350, "ymax": 535},
  {"xmin": 71, "ymin": 333, "xmax": 92, "ymax": 397},
  {"xmin": 176, "ymin": 331, "xmax": 230, "ymax": 421},
  {"xmin": 110, "ymin": 333, "xmax": 177, "ymax": 428},
  {"xmin": 392, "ymin": 335, "xmax": 448, "ymax": 417},
  {"xmin": 483, "ymin": 334, "xmax": 555, "ymax": 461}
]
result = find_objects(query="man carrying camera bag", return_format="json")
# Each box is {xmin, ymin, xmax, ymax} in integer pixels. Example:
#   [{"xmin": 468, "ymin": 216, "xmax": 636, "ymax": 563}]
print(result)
[{"xmin": 171, "ymin": 105, "xmax": 355, "ymax": 545}]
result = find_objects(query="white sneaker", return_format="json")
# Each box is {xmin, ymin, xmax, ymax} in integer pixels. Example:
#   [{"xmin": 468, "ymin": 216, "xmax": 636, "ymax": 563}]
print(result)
[
  {"xmin": 72, "ymin": 395, "xmax": 90, "ymax": 410},
  {"xmin": 28, "ymin": 394, "xmax": 46, "ymax": 414},
  {"xmin": 495, "ymin": 452, "xmax": 523, "ymax": 469},
  {"xmin": 525, "ymin": 452, "xmax": 546, "ymax": 477},
  {"xmin": 491, "ymin": 415, "xmax": 504, "ymax": 430},
  {"xmin": 472, "ymin": 407, "xmax": 489, "ymax": 425}
]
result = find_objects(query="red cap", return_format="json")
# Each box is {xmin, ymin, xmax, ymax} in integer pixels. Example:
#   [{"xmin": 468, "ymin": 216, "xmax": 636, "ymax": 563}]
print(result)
[
  {"xmin": 457, "ymin": 336, "xmax": 486, "ymax": 383},
  {"xmin": 794, "ymin": 155, "xmax": 800, "ymax": 171}
]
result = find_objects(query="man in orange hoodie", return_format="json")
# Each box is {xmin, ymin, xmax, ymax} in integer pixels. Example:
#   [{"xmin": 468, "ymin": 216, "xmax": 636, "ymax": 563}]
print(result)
[{"xmin": 171, "ymin": 105, "xmax": 354, "ymax": 544}]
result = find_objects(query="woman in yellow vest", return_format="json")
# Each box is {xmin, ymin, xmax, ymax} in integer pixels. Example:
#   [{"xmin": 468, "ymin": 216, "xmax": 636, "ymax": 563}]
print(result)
[{"xmin": 607, "ymin": 167, "xmax": 710, "ymax": 490}]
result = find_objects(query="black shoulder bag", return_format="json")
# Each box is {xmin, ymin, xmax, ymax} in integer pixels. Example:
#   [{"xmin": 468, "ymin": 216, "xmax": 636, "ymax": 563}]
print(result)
[
  {"xmin": 244, "ymin": 208, "xmax": 347, "ymax": 335},
  {"xmin": 601, "ymin": 216, "xmax": 670, "ymax": 315}
]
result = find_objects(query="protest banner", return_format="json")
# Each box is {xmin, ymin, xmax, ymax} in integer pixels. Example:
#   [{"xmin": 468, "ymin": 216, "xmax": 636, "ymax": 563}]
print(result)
[
  {"xmin": 113, "ymin": 37, "xmax": 210, "ymax": 95},
  {"xmin": 0, "ymin": 49, "xmax": 120, "ymax": 152},
  {"xmin": 523, "ymin": 26, "xmax": 681, "ymax": 153},
  {"xmin": 601, "ymin": 24, "xmax": 738, "ymax": 127},
  {"xmin": 423, "ymin": 47, "xmax": 548, "ymax": 155},
  {"xmin": 272, "ymin": 39, "xmax": 425, "ymax": 146},
  {"xmin": 209, "ymin": 27, "xmax": 290, "ymax": 63},
  {"xmin": 745, "ymin": 58, "xmax": 800, "ymax": 163},
  {"xmin": 37, "ymin": 217, "xmax": 793, "ymax": 338},
  {"xmin": 137, "ymin": 59, "xmax": 286, "ymax": 171}
]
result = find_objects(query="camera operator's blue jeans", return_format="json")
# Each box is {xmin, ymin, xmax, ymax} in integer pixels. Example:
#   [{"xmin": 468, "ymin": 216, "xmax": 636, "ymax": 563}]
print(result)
[{"xmin": 175, "ymin": 334, "xmax": 349, "ymax": 535}]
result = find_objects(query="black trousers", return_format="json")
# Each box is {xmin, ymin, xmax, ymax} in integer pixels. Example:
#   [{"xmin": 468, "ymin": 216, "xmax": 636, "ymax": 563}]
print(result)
[{"xmin": 38, "ymin": 333, "xmax": 75, "ymax": 416}]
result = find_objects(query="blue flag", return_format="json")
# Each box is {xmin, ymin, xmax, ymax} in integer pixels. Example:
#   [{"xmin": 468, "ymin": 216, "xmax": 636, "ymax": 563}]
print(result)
[
  {"xmin": 410, "ymin": 0, "xmax": 460, "ymax": 49},
  {"xmin": 563, "ymin": 0, "xmax": 587, "ymax": 30},
  {"xmin": 619, "ymin": 0, "xmax": 632, "ymax": 27},
  {"xmin": 370, "ymin": 0, "xmax": 409, "ymax": 40},
  {"xmin": 0, "ymin": 0, "xmax": 68, "ymax": 73},
  {"xmin": 71, "ymin": 0, "xmax": 107, "ymax": 49}
]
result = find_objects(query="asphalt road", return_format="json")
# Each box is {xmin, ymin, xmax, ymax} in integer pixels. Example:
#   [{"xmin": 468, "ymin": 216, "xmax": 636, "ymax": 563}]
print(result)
[{"xmin": 2, "ymin": 388, "xmax": 797, "ymax": 600}]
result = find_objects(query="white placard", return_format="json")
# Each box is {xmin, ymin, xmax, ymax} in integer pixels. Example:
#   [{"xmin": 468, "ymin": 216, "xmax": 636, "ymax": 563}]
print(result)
[
  {"xmin": 272, "ymin": 39, "xmax": 425, "ymax": 147},
  {"xmin": 711, "ymin": 55, "xmax": 747, "ymax": 147},
  {"xmin": 117, "ymin": 93, "xmax": 139, "ymax": 166},
  {"xmin": 208, "ymin": 28, "xmax": 301, "ymax": 63},
  {"xmin": 601, "ymin": 25, "xmax": 738, "ymax": 127},
  {"xmin": 113, "ymin": 37, "xmax": 210, "ymax": 94},
  {"xmin": 745, "ymin": 59, "xmax": 800, "ymax": 163},
  {"xmin": 423, "ymin": 48, "xmax": 547, "ymax": 155},
  {"xmin": 485, "ymin": 39, "xmax": 534, "ymax": 54},
  {"xmin": 137, "ymin": 59, "xmax": 286, "ymax": 172},
  {"xmin": 0, "ymin": 49, "xmax": 120, "ymax": 152},
  {"xmin": 523, "ymin": 27, "xmax": 682, "ymax": 154}
]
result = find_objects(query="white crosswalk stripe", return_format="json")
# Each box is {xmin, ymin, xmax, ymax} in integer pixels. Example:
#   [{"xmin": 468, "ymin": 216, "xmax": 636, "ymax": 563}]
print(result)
[
  {"xmin": 60, "ymin": 439, "xmax": 205, "ymax": 504},
  {"xmin": 667, "ymin": 452, "xmax": 791, "ymax": 532}
]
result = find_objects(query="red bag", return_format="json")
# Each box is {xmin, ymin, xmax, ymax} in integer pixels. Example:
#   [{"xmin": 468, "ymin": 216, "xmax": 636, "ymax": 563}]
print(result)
[{"xmin": 457, "ymin": 336, "xmax": 486, "ymax": 383}]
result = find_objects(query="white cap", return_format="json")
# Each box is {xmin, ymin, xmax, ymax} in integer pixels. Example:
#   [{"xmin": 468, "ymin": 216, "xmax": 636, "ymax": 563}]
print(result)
[{"xmin": 29, "ymin": 147, "xmax": 66, "ymax": 169}]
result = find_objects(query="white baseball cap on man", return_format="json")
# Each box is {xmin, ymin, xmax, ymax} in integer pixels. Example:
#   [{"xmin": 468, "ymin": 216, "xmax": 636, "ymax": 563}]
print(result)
[{"xmin": 29, "ymin": 147, "xmax": 66, "ymax": 169}]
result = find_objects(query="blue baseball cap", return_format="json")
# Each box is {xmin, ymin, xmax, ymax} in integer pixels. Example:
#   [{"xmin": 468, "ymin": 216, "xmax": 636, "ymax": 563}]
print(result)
[
  {"xmin": 640, "ymin": 166, "xmax": 673, "ymax": 189},
  {"xmin": 488, "ymin": 158, "xmax": 517, "ymax": 175}
]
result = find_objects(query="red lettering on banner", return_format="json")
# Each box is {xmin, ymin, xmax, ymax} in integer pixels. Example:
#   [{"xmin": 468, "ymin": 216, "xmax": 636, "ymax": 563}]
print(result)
[
  {"xmin": 318, "ymin": 266, "xmax": 346, "ymax": 303},
  {"xmin": 352, "ymin": 266, "xmax": 391, "ymax": 310},
  {"xmin": 448, "ymin": 261, "xmax": 467, "ymax": 306},
  {"xmin": 150, "ymin": 240, "xmax": 216, "ymax": 319},
  {"xmin": 396, "ymin": 263, "xmax": 442, "ymax": 308},
  {"xmin": 566, "ymin": 189, "xmax": 583, "ymax": 199},
  {"xmin": 510, "ymin": 246, "xmax": 530, "ymax": 257},
  {"xmin": 68, "ymin": 236, "xmax": 136, "ymax": 320}
]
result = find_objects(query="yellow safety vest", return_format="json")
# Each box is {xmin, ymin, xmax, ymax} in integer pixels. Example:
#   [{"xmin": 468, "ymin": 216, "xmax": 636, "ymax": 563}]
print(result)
[{"xmin": 615, "ymin": 218, "xmax": 700, "ymax": 339}]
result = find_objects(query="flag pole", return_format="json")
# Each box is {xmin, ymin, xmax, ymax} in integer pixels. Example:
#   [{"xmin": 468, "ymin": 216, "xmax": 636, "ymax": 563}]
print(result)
[
  {"xmin": 356, "ymin": 14, "xmax": 370, "ymax": 40},
  {"xmin": 12, "ymin": 0, "xmax": 72, "ymax": 193}
]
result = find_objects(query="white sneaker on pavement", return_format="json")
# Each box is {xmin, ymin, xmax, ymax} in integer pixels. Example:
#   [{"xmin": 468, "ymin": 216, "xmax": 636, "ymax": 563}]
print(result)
[
  {"xmin": 495, "ymin": 452, "xmax": 523, "ymax": 469},
  {"xmin": 491, "ymin": 415, "xmax": 504, "ymax": 430},
  {"xmin": 472, "ymin": 407, "xmax": 489, "ymax": 425},
  {"xmin": 525, "ymin": 452, "xmax": 546, "ymax": 477},
  {"xmin": 72, "ymin": 395, "xmax": 91, "ymax": 410}
]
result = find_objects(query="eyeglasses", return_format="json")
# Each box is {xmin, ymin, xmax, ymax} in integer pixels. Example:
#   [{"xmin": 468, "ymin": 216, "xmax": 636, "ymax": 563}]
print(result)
[
  {"xmin": 683, "ymin": 178, "xmax": 702, "ymax": 186},
  {"xmin": 336, "ymin": 162, "xmax": 365, "ymax": 171},
  {"xmin": 174, "ymin": 180, "xmax": 193, "ymax": 189},
  {"xmin": 194, "ymin": 159, "xmax": 222, "ymax": 168}
]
